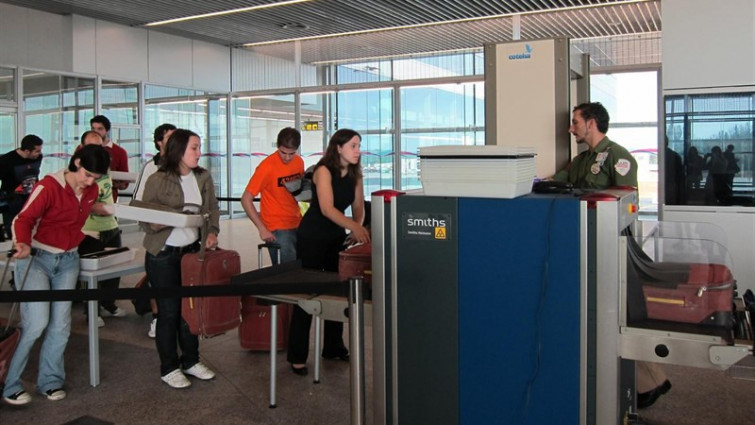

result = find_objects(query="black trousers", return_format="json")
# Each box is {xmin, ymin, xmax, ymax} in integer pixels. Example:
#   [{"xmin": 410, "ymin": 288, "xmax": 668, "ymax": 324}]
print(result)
[{"xmin": 287, "ymin": 233, "xmax": 348, "ymax": 364}]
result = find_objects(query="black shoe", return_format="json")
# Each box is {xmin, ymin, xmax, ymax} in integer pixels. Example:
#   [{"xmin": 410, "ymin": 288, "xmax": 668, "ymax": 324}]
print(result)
[
  {"xmin": 637, "ymin": 380, "xmax": 671, "ymax": 409},
  {"xmin": 290, "ymin": 364, "xmax": 308, "ymax": 376},
  {"xmin": 322, "ymin": 352, "xmax": 350, "ymax": 362}
]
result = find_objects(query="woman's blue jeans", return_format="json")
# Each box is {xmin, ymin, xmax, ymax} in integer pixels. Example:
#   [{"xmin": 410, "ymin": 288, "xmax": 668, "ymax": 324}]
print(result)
[{"xmin": 3, "ymin": 249, "xmax": 79, "ymax": 397}]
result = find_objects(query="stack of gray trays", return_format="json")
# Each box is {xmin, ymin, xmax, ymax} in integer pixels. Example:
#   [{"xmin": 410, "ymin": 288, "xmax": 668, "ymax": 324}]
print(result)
[{"xmin": 418, "ymin": 145, "xmax": 537, "ymax": 198}]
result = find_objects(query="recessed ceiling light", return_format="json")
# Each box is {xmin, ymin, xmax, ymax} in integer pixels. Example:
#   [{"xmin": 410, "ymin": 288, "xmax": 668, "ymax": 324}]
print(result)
[{"xmin": 280, "ymin": 23, "xmax": 309, "ymax": 30}]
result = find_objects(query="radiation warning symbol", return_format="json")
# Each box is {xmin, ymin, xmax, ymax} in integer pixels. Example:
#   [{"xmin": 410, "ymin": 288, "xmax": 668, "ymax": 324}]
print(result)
[{"xmin": 434, "ymin": 226, "xmax": 447, "ymax": 240}]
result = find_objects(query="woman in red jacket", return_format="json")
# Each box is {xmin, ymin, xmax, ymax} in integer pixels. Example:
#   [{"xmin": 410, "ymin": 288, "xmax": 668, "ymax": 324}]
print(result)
[{"xmin": 3, "ymin": 144, "xmax": 110, "ymax": 406}]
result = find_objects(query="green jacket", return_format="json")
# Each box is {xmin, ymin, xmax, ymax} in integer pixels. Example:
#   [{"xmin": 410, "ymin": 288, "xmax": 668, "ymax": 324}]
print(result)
[
  {"xmin": 553, "ymin": 136, "xmax": 638, "ymax": 189},
  {"xmin": 137, "ymin": 168, "xmax": 220, "ymax": 256}
]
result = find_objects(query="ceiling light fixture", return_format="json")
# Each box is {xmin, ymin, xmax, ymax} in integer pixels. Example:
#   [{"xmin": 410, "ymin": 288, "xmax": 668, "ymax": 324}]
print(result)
[
  {"xmin": 144, "ymin": 0, "xmax": 314, "ymax": 27},
  {"xmin": 244, "ymin": 0, "xmax": 651, "ymax": 47}
]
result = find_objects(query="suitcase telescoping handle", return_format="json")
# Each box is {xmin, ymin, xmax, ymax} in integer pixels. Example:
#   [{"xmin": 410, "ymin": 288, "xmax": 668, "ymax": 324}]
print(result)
[
  {"xmin": 257, "ymin": 242, "xmax": 281, "ymax": 268},
  {"xmin": 2, "ymin": 248, "xmax": 38, "ymax": 334}
]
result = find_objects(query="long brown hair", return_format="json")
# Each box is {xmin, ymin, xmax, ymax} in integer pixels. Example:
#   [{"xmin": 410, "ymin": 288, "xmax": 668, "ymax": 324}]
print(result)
[
  {"xmin": 317, "ymin": 129, "xmax": 362, "ymax": 180},
  {"xmin": 159, "ymin": 128, "xmax": 206, "ymax": 177}
]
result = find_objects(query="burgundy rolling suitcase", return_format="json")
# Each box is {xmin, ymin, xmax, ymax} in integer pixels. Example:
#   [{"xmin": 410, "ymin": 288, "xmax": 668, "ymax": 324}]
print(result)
[
  {"xmin": 238, "ymin": 243, "xmax": 291, "ymax": 351},
  {"xmin": 0, "ymin": 249, "xmax": 35, "ymax": 385},
  {"xmin": 643, "ymin": 263, "xmax": 734, "ymax": 326},
  {"xmin": 181, "ymin": 248, "xmax": 241, "ymax": 337},
  {"xmin": 339, "ymin": 242, "xmax": 372, "ymax": 287}
]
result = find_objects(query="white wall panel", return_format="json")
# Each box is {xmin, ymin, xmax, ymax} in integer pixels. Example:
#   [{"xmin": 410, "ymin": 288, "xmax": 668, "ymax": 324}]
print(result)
[
  {"xmin": 148, "ymin": 31, "xmax": 193, "ymax": 88},
  {"xmin": 72, "ymin": 15, "xmax": 97, "ymax": 75},
  {"xmin": 192, "ymin": 40, "xmax": 231, "ymax": 92},
  {"xmin": 232, "ymin": 49, "xmax": 297, "ymax": 91},
  {"xmin": 0, "ymin": 3, "xmax": 73, "ymax": 71},
  {"xmin": 663, "ymin": 0, "xmax": 755, "ymax": 90},
  {"xmin": 94, "ymin": 21, "xmax": 148, "ymax": 81}
]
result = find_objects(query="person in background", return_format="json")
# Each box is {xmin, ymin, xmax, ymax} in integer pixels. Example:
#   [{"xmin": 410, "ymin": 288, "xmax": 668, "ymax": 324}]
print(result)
[
  {"xmin": 554, "ymin": 102, "xmax": 670, "ymax": 409},
  {"xmin": 241, "ymin": 127, "xmax": 304, "ymax": 265},
  {"xmin": 90, "ymin": 115, "xmax": 129, "ymax": 201},
  {"xmin": 140, "ymin": 129, "xmax": 219, "ymax": 389},
  {"xmin": 664, "ymin": 136, "xmax": 685, "ymax": 205},
  {"xmin": 133, "ymin": 123, "xmax": 176, "ymax": 338},
  {"xmin": 287, "ymin": 129, "xmax": 370, "ymax": 376},
  {"xmin": 2, "ymin": 144, "xmax": 110, "ymax": 406},
  {"xmin": 77, "ymin": 130, "xmax": 127, "ymax": 327},
  {"xmin": 0, "ymin": 134, "xmax": 44, "ymax": 241}
]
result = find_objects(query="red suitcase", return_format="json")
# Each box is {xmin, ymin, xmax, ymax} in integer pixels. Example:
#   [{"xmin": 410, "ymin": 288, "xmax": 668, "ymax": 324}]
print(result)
[
  {"xmin": 239, "ymin": 297, "xmax": 291, "ymax": 351},
  {"xmin": 238, "ymin": 243, "xmax": 291, "ymax": 351},
  {"xmin": 642, "ymin": 263, "xmax": 734, "ymax": 326},
  {"xmin": 339, "ymin": 242, "xmax": 372, "ymax": 287},
  {"xmin": 181, "ymin": 248, "xmax": 241, "ymax": 337},
  {"xmin": 1, "ymin": 249, "xmax": 35, "ymax": 384}
]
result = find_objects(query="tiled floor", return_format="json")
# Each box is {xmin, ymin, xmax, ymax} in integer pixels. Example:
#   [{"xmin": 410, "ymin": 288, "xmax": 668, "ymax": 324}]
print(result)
[
  {"xmin": 1, "ymin": 218, "xmax": 755, "ymax": 425},
  {"xmin": 0, "ymin": 219, "xmax": 361, "ymax": 425}
]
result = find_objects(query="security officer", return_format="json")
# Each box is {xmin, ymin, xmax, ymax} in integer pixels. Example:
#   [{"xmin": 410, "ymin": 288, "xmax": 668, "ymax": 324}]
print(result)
[
  {"xmin": 553, "ymin": 101, "xmax": 637, "ymax": 189},
  {"xmin": 553, "ymin": 101, "xmax": 670, "ymax": 409}
]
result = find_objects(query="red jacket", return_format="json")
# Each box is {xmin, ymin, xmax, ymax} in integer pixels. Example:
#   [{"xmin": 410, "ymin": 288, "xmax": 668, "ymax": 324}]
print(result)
[
  {"xmin": 12, "ymin": 169, "xmax": 99, "ymax": 253},
  {"xmin": 104, "ymin": 142, "xmax": 128, "ymax": 201}
]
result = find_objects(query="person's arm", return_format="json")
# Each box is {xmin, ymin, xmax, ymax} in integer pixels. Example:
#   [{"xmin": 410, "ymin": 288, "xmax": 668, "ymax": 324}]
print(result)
[
  {"xmin": 201, "ymin": 173, "xmax": 220, "ymax": 249},
  {"xmin": 139, "ymin": 174, "xmax": 169, "ymax": 232},
  {"xmin": 241, "ymin": 191, "xmax": 275, "ymax": 242},
  {"xmin": 111, "ymin": 145, "xmax": 130, "ymax": 190},
  {"xmin": 313, "ymin": 167, "xmax": 370, "ymax": 243},
  {"xmin": 12, "ymin": 184, "xmax": 49, "ymax": 258}
]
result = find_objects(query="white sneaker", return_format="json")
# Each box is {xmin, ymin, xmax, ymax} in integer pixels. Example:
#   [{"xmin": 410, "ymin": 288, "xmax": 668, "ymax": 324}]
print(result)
[
  {"xmin": 183, "ymin": 362, "xmax": 215, "ymax": 380},
  {"xmin": 4, "ymin": 390, "xmax": 31, "ymax": 405},
  {"xmin": 148, "ymin": 318, "xmax": 157, "ymax": 339},
  {"xmin": 161, "ymin": 369, "xmax": 191, "ymax": 389},
  {"xmin": 104, "ymin": 306, "xmax": 127, "ymax": 317}
]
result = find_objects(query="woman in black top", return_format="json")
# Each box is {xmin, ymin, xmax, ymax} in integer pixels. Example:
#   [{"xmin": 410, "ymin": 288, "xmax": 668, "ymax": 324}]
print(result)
[{"xmin": 287, "ymin": 129, "xmax": 370, "ymax": 375}]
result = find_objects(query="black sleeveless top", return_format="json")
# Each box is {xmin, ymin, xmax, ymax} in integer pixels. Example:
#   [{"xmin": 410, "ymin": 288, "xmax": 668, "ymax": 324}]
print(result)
[{"xmin": 298, "ymin": 165, "xmax": 355, "ymax": 239}]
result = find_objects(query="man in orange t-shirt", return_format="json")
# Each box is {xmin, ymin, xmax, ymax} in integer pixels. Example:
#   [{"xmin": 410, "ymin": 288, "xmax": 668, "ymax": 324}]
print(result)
[{"xmin": 241, "ymin": 127, "xmax": 304, "ymax": 264}]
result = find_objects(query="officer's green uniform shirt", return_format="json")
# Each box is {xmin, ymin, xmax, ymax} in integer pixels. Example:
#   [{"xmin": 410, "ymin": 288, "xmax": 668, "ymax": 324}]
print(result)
[{"xmin": 552, "ymin": 136, "xmax": 638, "ymax": 189}]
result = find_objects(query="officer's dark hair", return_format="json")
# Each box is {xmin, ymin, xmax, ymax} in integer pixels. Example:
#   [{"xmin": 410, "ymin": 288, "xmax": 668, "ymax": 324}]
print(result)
[
  {"xmin": 90, "ymin": 115, "xmax": 111, "ymax": 132},
  {"xmin": 153, "ymin": 123, "xmax": 177, "ymax": 151},
  {"xmin": 68, "ymin": 144, "xmax": 110, "ymax": 175},
  {"xmin": 574, "ymin": 102, "xmax": 610, "ymax": 134},
  {"xmin": 277, "ymin": 127, "xmax": 301, "ymax": 150},
  {"xmin": 20, "ymin": 134, "xmax": 43, "ymax": 151}
]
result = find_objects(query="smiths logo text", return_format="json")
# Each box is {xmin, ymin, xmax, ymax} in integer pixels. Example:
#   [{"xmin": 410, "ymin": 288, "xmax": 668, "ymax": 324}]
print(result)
[
  {"xmin": 508, "ymin": 44, "xmax": 532, "ymax": 60},
  {"xmin": 405, "ymin": 214, "xmax": 449, "ymax": 240}
]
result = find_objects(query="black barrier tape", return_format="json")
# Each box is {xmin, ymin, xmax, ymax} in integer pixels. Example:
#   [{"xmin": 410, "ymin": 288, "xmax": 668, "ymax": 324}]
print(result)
[{"xmin": 0, "ymin": 281, "xmax": 347, "ymax": 303}]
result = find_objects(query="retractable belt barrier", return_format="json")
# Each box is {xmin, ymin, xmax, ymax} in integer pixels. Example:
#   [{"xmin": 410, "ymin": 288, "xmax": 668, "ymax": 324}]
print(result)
[{"xmin": 0, "ymin": 258, "xmax": 349, "ymax": 304}]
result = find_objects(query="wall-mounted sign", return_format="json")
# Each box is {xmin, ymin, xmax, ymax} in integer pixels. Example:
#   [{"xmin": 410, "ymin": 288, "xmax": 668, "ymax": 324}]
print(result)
[{"xmin": 303, "ymin": 121, "xmax": 322, "ymax": 131}]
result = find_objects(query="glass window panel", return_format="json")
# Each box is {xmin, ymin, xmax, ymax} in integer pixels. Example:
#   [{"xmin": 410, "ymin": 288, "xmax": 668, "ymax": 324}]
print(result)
[
  {"xmin": 591, "ymin": 71, "xmax": 659, "ymax": 212},
  {"xmin": 336, "ymin": 89, "xmax": 394, "ymax": 194},
  {"xmin": 665, "ymin": 92, "xmax": 755, "ymax": 207},
  {"xmin": 23, "ymin": 71, "xmax": 95, "ymax": 177},
  {"xmin": 400, "ymin": 83, "xmax": 485, "ymax": 190},
  {"xmin": 0, "ymin": 108, "xmax": 16, "ymax": 153},
  {"xmin": 231, "ymin": 94, "xmax": 296, "ymax": 198},
  {"xmin": 0, "ymin": 67, "xmax": 15, "ymax": 103},
  {"xmin": 300, "ymin": 92, "xmax": 331, "ymax": 171}
]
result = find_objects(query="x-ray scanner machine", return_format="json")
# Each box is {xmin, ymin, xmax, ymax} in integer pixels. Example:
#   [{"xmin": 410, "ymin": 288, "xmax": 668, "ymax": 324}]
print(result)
[{"xmin": 370, "ymin": 189, "xmax": 751, "ymax": 425}]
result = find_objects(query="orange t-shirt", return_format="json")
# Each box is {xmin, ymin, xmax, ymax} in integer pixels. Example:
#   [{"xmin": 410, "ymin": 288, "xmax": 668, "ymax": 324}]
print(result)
[{"xmin": 244, "ymin": 152, "xmax": 304, "ymax": 232}]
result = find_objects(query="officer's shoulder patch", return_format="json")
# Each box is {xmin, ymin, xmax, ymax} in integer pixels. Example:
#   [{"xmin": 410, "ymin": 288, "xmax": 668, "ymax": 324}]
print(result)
[{"xmin": 615, "ymin": 158, "xmax": 631, "ymax": 176}]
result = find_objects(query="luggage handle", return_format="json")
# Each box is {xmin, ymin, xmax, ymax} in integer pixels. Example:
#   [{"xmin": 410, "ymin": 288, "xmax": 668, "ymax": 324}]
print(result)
[
  {"xmin": 697, "ymin": 281, "xmax": 734, "ymax": 297},
  {"xmin": 2, "ymin": 248, "xmax": 38, "ymax": 335}
]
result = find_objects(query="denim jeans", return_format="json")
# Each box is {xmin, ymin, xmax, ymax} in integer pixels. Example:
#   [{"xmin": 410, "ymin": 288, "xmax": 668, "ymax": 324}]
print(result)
[
  {"xmin": 3, "ymin": 249, "xmax": 79, "ymax": 397},
  {"xmin": 145, "ymin": 249, "xmax": 199, "ymax": 376},
  {"xmin": 270, "ymin": 229, "xmax": 297, "ymax": 265}
]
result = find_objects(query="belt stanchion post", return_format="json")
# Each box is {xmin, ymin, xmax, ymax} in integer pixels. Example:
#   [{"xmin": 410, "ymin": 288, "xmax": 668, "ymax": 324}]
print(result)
[
  {"xmin": 270, "ymin": 303, "xmax": 278, "ymax": 408},
  {"xmin": 314, "ymin": 315, "xmax": 322, "ymax": 383},
  {"xmin": 349, "ymin": 276, "xmax": 366, "ymax": 425}
]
